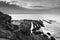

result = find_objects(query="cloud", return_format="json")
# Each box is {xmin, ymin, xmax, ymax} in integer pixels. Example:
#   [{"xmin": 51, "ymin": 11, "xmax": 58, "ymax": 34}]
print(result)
[
  {"xmin": 0, "ymin": 0, "xmax": 32, "ymax": 9},
  {"xmin": 0, "ymin": 0, "xmax": 11, "ymax": 2},
  {"xmin": 0, "ymin": 0, "xmax": 60, "ymax": 9}
]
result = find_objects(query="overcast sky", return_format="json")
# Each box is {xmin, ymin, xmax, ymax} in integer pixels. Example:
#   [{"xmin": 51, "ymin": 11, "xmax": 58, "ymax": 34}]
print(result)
[
  {"xmin": 0, "ymin": 1, "xmax": 60, "ymax": 14},
  {"xmin": 0, "ymin": 0, "xmax": 60, "ymax": 20}
]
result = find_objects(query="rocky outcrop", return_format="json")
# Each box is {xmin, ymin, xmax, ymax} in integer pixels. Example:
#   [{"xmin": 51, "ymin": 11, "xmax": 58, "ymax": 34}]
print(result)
[
  {"xmin": 0, "ymin": 12, "xmax": 11, "ymax": 24},
  {"xmin": 0, "ymin": 12, "xmax": 56, "ymax": 40}
]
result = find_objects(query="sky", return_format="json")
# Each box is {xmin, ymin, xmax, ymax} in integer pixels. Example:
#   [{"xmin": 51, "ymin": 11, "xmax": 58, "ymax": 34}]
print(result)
[
  {"xmin": 0, "ymin": 0, "xmax": 60, "ymax": 9},
  {"xmin": 0, "ymin": 0, "xmax": 60, "ymax": 20}
]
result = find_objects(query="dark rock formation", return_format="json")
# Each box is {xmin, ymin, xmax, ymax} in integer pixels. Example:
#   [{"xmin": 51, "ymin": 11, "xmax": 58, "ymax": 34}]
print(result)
[
  {"xmin": 0, "ymin": 12, "xmax": 56, "ymax": 40},
  {"xmin": 0, "ymin": 12, "xmax": 11, "ymax": 24}
]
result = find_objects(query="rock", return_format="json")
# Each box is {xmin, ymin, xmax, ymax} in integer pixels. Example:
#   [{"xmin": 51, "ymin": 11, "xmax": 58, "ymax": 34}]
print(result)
[
  {"xmin": 0, "ymin": 12, "xmax": 56, "ymax": 40},
  {"xmin": 50, "ymin": 36, "xmax": 56, "ymax": 40},
  {"xmin": 0, "ymin": 12, "xmax": 11, "ymax": 24}
]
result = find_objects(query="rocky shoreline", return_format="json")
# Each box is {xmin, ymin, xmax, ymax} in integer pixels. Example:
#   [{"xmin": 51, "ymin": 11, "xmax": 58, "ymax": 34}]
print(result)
[{"xmin": 0, "ymin": 11, "xmax": 56, "ymax": 40}]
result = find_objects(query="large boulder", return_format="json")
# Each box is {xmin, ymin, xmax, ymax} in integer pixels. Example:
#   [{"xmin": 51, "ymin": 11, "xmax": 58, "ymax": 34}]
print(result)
[{"xmin": 0, "ymin": 12, "xmax": 11, "ymax": 24}]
